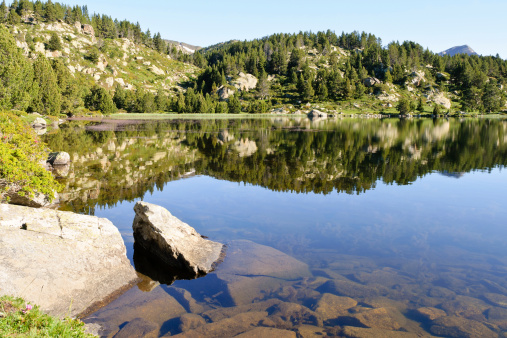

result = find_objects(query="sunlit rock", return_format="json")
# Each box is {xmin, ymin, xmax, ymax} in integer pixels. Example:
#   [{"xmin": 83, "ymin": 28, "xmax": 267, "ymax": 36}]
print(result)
[
  {"xmin": 132, "ymin": 201, "xmax": 224, "ymax": 277},
  {"xmin": 0, "ymin": 204, "xmax": 137, "ymax": 317}
]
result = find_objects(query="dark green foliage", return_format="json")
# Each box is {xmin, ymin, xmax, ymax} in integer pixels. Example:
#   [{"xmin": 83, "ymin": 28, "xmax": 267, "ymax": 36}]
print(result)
[
  {"xmin": 228, "ymin": 94, "xmax": 241, "ymax": 114},
  {"xmin": 85, "ymin": 86, "xmax": 116, "ymax": 115},
  {"xmin": 51, "ymin": 59, "xmax": 81, "ymax": 113},
  {"xmin": 432, "ymin": 103, "xmax": 441, "ymax": 115},
  {"xmin": 417, "ymin": 97, "xmax": 424, "ymax": 112},
  {"xmin": 0, "ymin": 25, "xmax": 35, "ymax": 111},
  {"xmin": 30, "ymin": 54, "xmax": 61, "ymax": 115},
  {"xmin": 86, "ymin": 46, "xmax": 100, "ymax": 63},
  {"xmin": 47, "ymin": 31, "xmax": 62, "ymax": 51},
  {"xmin": 397, "ymin": 98, "xmax": 411, "ymax": 114}
]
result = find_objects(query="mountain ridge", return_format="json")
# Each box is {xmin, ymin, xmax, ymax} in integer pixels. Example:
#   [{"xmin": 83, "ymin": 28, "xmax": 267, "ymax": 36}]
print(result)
[{"xmin": 438, "ymin": 45, "xmax": 478, "ymax": 57}]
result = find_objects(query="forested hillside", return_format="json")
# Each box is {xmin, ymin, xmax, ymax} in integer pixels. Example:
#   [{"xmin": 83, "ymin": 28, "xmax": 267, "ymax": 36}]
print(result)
[
  {"xmin": 179, "ymin": 31, "xmax": 507, "ymax": 115},
  {"xmin": 0, "ymin": 0, "xmax": 506, "ymax": 116},
  {"xmin": 0, "ymin": 0, "xmax": 198, "ymax": 116}
]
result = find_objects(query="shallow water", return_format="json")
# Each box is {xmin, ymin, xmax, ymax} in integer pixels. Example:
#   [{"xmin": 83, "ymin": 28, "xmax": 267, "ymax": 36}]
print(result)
[{"xmin": 45, "ymin": 117, "xmax": 507, "ymax": 337}]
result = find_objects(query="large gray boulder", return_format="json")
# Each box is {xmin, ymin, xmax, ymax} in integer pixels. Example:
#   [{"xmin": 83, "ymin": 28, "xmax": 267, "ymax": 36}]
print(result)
[
  {"xmin": 47, "ymin": 151, "xmax": 71, "ymax": 165},
  {"xmin": 132, "ymin": 201, "xmax": 224, "ymax": 277},
  {"xmin": 0, "ymin": 204, "xmax": 138, "ymax": 317}
]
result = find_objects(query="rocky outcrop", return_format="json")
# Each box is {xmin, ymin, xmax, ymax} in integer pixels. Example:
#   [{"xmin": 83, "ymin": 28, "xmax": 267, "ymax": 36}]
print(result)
[
  {"xmin": 217, "ymin": 85, "xmax": 235, "ymax": 100},
  {"xmin": 132, "ymin": 201, "xmax": 224, "ymax": 277},
  {"xmin": 231, "ymin": 72, "xmax": 258, "ymax": 91},
  {"xmin": 363, "ymin": 77, "xmax": 381, "ymax": 87},
  {"xmin": 0, "ymin": 204, "xmax": 138, "ymax": 317},
  {"xmin": 0, "ymin": 180, "xmax": 58, "ymax": 208},
  {"xmin": 31, "ymin": 117, "xmax": 46, "ymax": 128},
  {"xmin": 307, "ymin": 109, "xmax": 327, "ymax": 118},
  {"xmin": 81, "ymin": 24, "xmax": 95, "ymax": 36},
  {"xmin": 427, "ymin": 92, "xmax": 451, "ymax": 109},
  {"xmin": 408, "ymin": 71, "xmax": 425, "ymax": 86}
]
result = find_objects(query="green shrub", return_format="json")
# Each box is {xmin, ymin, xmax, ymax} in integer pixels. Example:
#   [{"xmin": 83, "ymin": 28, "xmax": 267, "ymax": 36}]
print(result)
[
  {"xmin": 0, "ymin": 295, "xmax": 94, "ymax": 337},
  {"xmin": 0, "ymin": 112, "xmax": 61, "ymax": 202}
]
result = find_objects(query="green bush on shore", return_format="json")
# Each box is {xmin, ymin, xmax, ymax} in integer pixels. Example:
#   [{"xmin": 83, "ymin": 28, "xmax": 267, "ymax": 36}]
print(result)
[
  {"xmin": 0, "ymin": 295, "xmax": 95, "ymax": 337},
  {"xmin": 0, "ymin": 111, "xmax": 61, "ymax": 202}
]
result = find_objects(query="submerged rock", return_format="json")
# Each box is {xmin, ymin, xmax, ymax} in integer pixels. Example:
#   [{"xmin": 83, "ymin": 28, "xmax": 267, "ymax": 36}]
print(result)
[
  {"xmin": 132, "ymin": 201, "xmax": 224, "ymax": 277},
  {"xmin": 0, "ymin": 204, "xmax": 138, "ymax": 317},
  {"xmin": 430, "ymin": 316, "xmax": 497, "ymax": 338}
]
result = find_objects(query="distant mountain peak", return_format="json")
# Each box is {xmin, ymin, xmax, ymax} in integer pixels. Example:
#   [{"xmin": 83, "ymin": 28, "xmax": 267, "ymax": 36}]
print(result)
[{"xmin": 439, "ymin": 45, "xmax": 478, "ymax": 57}]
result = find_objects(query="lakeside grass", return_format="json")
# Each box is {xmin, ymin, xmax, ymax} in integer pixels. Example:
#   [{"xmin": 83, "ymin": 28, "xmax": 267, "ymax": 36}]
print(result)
[{"xmin": 0, "ymin": 295, "xmax": 95, "ymax": 337}]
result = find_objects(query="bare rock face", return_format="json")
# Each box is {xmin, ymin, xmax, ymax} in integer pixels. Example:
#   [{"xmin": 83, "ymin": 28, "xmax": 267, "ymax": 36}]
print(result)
[
  {"xmin": 81, "ymin": 24, "xmax": 95, "ymax": 36},
  {"xmin": 132, "ymin": 201, "xmax": 224, "ymax": 277},
  {"xmin": 0, "ymin": 204, "xmax": 138, "ymax": 317},
  {"xmin": 231, "ymin": 72, "xmax": 258, "ymax": 91},
  {"xmin": 31, "ymin": 117, "xmax": 46, "ymax": 128},
  {"xmin": 217, "ymin": 85, "xmax": 235, "ymax": 100},
  {"xmin": 363, "ymin": 77, "xmax": 381, "ymax": 87}
]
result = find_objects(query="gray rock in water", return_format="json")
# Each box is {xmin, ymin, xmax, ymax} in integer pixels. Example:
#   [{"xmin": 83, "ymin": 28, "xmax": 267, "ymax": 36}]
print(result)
[
  {"xmin": 307, "ymin": 109, "xmax": 327, "ymax": 118},
  {"xmin": 0, "ymin": 204, "xmax": 138, "ymax": 317},
  {"xmin": 132, "ymin": 201, "xmax": 224, "ymax": 277},
  {"xmin": 31, "ymin": 117, "xmax": 46, "ymax": 128},
  {"xmin": 47, "ymin": 151, "xmax": 70, "ymax": 165}
]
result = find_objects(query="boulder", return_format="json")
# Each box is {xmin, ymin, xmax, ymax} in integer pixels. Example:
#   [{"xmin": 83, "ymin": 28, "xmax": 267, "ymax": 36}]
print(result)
[
  {"xmin": 81, "ymin": 24, "xmax": 95, "ymax": 36},
  {"xmin": 31, "ymin": 117, "xmax": 46, "ymax": 128},
  {"xmin": 132, "ymin": 201, "xmax": 224, "ymax": 277},
  {"xmin": 313, "ymin": 293, "xmax": 357, "ymax": 320},
  {"xmin": 212, "ymin": 240, "xmax": 311, "ymax": 306},
  {"xmin": 0, "ymin": 204, "xmax": 138, "ymax": 317},
  {"xmin": 363, "ymin": 77, "xmax": 381, "ymax": 87},
  {"xmin": 0, "ymin": 179, "xmax": 58, "ymax": 208},
  {"xmin": 47, "ymin": 151, "xmax": 70, "ymax": 165},
  {"xmin": 217, "ymin": 85, "xmax": 235, "ymax": 100},
  {"xmin": 231, "ymin": 72, "xmax": 258, "ymax": 91},
  {"xmin": 113, "ymin": 318, "xmax": 158, "ymax": 338},
  {"xmin": 408, "ymin": 71, "xmax": 425, "ymax": 86},
  {"xmin": 149, "ymin": 65, "xmax": 165, "ymax": 76},
  {"xmin": 342, "ymin": 326, "xmax": 419, "ymax": 338},
  {"xmin": 307, "ymin": 109, "xmax": 327, "ymax": 118},
  {"xmin": 430, "ymin": 316, "xmax": 497, "ymax": 338}
]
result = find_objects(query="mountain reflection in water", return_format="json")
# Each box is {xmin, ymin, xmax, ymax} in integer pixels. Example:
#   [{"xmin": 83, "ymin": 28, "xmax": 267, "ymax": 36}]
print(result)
[{"xmin": 44, "ymin": 117, "xmax": 507, "ymax": 337}]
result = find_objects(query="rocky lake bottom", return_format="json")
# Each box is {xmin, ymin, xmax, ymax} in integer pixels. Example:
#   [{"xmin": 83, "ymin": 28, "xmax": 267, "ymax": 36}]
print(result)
[{"xmin": 42, "ymin": 117, "xmax": 507, "ymax": 337}]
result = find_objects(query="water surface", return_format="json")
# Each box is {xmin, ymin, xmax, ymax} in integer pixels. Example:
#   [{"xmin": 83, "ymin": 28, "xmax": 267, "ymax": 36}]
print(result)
[{"xmin": 44, "ymin": 117, "xmax": 507, "ymax": 337}]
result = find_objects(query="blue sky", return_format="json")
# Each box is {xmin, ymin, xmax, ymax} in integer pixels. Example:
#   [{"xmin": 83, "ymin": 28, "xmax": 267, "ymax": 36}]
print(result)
[{"xmin": 18, "ymin": 0, "xmax": 507, "ymax": 58}]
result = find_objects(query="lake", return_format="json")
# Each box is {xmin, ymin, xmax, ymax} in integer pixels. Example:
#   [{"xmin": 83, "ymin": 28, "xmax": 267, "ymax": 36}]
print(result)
[{"xmin": 44, "ymin": 116, "xmax": 507, "ymax": 337}]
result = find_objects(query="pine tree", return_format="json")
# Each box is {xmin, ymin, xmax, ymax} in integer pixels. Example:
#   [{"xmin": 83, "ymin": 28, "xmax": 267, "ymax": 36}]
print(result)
[
  {"xmin": 416, "ymin": 97, "xmax": 424, "ymax": 112},
  {"xmin": 31, "ymin": 54, "xmax": 61, "ymax": 115},
  {"xmin": 51, "ymin": 59, "xmax": 81, "ymax": 113},
  {"xmin": 0, "ymin": 1, "xmax": 7, "ymax": 22},
  {"xmin": 0, "ymin": 25, "xmax": 34, "ymax": 111},
  {"xmin": 302, "ymin": 76, "xmax": 314, "ymax": 102},
  {"xmin": 317, "ymin": 82, "xmax": 328, "ymax": 100},
  {"xmin": 85, "ymin": 85, "xmax": 116, "ymax": 115},
  {"xmin": 396, "ymin": 98, "xmax": 410, "ymax": 115},
  {"xmin": 255, "ymin": 69, "xmax": 270, "ymax": 99},
  {"xmin": 47, "ymin": 32, "xmax": 62, "ymax": 51},
  {"xmin": 228, "ymin": 94, "xmax": 241, "ymax": 114},
  {"xmin": 113, "ymin": 84, "xmax": 126, "ymax": 110},
  {"xmin": 432, "ymin": 103, "xmax": 441, "ymax": 115},
  {"xmin": 384, "ymin": 70, "xmax": 393, "ymax": 83}
]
